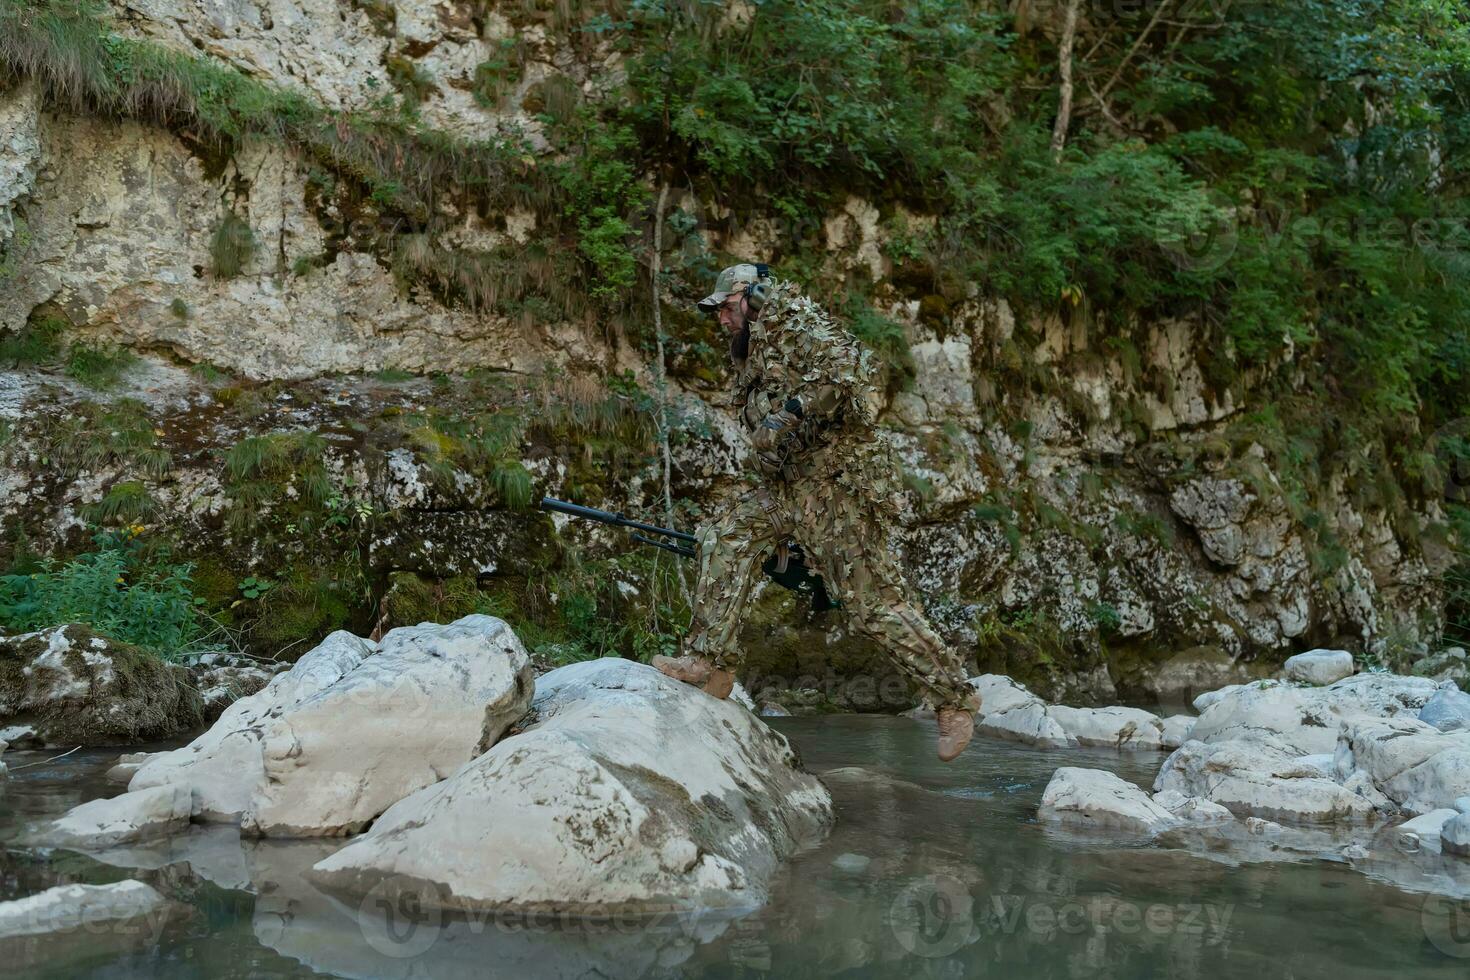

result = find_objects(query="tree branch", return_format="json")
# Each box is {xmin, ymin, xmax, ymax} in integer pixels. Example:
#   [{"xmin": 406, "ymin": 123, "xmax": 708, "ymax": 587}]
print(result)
[{"xmin": 1098, "ymin": 0, "xmax": 1175, "ymax": 100}]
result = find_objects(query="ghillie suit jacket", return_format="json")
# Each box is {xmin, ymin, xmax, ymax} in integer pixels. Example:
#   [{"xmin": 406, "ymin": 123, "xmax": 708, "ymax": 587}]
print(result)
[{"xmin": 728, "ymin": 280, "xmax": 903, "ymax": 513}]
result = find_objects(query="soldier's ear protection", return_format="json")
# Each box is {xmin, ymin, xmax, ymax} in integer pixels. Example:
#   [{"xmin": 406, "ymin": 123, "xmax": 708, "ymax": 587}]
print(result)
[{"xmin": 744, "ymin": 263, "xmax": 772, "ymax": 312}]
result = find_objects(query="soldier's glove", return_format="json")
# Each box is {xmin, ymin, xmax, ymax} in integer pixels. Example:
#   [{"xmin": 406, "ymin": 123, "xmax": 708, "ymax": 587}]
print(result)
[{"xmin": 751, "ymin": 398, "xmax": 804, "ymax": 473}]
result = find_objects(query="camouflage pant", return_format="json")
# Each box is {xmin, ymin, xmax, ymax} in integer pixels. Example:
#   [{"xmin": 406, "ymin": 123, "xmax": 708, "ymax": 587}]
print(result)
[{"xmin": 684, "ymin": 482, "xmax": 973, "ymax": 709}]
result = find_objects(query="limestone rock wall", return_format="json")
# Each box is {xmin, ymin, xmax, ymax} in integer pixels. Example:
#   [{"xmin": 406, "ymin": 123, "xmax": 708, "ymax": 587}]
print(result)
[{"xmin": 0, "ymin": 1, "xmax": 1456, "ymax": 700}]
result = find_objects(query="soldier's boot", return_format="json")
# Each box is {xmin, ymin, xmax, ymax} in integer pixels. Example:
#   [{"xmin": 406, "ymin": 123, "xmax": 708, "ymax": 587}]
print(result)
[
  {"xmin": 936, "ymin": 707, "xmax": 975, "ymax": 762},
  {"xmin": 651, "ymin": 655, "xmax": 735, "ymax": 700}
]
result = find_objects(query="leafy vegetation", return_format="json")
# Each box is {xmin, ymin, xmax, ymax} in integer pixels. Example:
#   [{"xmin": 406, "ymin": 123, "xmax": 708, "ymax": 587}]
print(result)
[{"xmin": 0, "ymin": 528, "xmax": 212, "ymax": 660}]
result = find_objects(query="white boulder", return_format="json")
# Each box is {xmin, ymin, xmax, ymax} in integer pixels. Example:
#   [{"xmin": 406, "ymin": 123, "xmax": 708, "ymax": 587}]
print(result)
[
  {"xmin": 130, "ymin": 630, "xmax": 375, "ymax": 821},
  {"xmin": 1047, "ymin": 706, "xmax": 1166, "ymax": 750},
  {"xmin": 1283, "ymin": 650, "xmax": 1355, "ymax": 686},
  {"xmin": 1337, "ymin": 717, "xmax": 1470, "ymax": 813},
  {"xmin": 131, "ymin": 616, "xmax": 534, "ymax": 836},
  {"xmin": 43, "ymin": 785, "xmax": 192, "ymax": 849},
  {"xmin": 1188, "ymin": 673, "xmax": 1441, "ymax": 755},
  {"xmin": 1037, "ymin": 767, "xmax": 1179, "ymax": 835},
  {"xmin": 309, "ymin": 658, "xmax": 833, "ymax": 916},
  {"xmin": 243, "ymin": 616, "xmax": 534, "ymax": 837},
  {"xmin": 979, "ymin": 700, "xmax": 1076, "ymax": 749},
  {"xmin": 1154, "ymin": 738, "xmax": 1376, "ymax": 824},
  {"xmin": 968, "ymin": 674, "xmax": 1039, "ymax": 715}
]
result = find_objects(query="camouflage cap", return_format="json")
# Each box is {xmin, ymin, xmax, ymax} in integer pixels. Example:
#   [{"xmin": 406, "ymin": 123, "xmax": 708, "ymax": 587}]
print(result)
[{"xmin": 697, "ymin": 263, "xmax": 766, "ymax": 313}]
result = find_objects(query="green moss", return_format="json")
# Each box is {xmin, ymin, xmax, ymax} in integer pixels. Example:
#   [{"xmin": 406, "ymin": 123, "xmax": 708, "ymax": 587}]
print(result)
[
  {"xmin": 209, "ymin": 211, "xmax": 256, "ymax": 279},
  {"xmin": 0, "ymin": 624, "xmax": 204, "ymax": 744},
  {"xmin": 249, "ymin": 566, "xmax": 356, "ymax": 657},
  {"xmin": 381, "ymin": 571, "xmax": 482, "ymax": 629}
]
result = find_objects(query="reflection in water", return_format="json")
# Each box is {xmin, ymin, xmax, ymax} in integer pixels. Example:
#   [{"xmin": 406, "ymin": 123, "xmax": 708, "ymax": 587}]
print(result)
[{"xmin": 2, "ymin": 717, "xmax": 1470, "ymax": 977}]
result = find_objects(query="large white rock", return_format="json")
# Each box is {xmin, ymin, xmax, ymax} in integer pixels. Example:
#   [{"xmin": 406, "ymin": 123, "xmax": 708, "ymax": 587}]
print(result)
[
  {"xmin": 1047, "ymin": 705, "xmax": 1166, "ymax": 750},
  {"xmin": 131, "ymin": 616, "xmax": 533, "ymax": 836},
  {"xmin": 130, "ymin": 630, "xmax": 374, "ymax": 821},
  {"xmin": 243, "ymin": 616, "xmax": 534, "ymax": 837},
  {"xmin": 1284, "ymin": 650, "xmax": 1355, "ymax": 686},
  {"xmin": 968, "ymin": 674, "xmax": 1041, "ymax": 715},
  {"xmin": 309, "ymin": 658, "xmax": 833, "ymax": 916},
  {"xmin": 1337, "ymin": 717, "xmax": 1470, "ymax": 813},
  {"xmin": 967, "ymin": 675, "xmax": 1075, "ymax": 749},
  {"xmin": 44, "ymin": 785, "xmax": 192, "ymax": 849},
  {"xmin": 1037, "ymin": 767, "xmax": 1179, "ymax": 835},
  {"xmin": 1154, "ymin": 738, "xmax": 1377, "ymax": 824},
  {"xmin": 979, "ymin": 700, "xmax": 1076, "ymax": 749},
  {"xmin": 1188, "ymin": 674, "xmax": 1442, "ymax": 755}
]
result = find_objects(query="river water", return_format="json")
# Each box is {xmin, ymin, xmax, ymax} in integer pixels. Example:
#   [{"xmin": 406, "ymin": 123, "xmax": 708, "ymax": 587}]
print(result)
[{"xmin": 2, "ymin": 715, "xmax": 1469, "ymax": 978}]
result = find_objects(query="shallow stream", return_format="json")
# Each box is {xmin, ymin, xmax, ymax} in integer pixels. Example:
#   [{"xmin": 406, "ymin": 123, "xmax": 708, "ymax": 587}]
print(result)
[{"xmin": 2, "ymin": 715, "xmax": 1468, "ymax": 977}]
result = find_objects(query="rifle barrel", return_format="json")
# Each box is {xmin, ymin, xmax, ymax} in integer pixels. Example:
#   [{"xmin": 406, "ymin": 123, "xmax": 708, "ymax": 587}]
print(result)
[
  {"xmin": 539, "ymin": 496, "xmax": 698, "ymax": 543},
  {"xmin": 630, "ymin": 534, "xmax": 696, "ymax": 559}
]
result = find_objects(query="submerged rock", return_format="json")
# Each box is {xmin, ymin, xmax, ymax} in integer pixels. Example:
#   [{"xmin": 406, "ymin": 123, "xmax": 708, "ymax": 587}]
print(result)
[
  {"xmin": 1389, "ymin": 809, "xmax": 1461, "ymax": 853},
  {"xmin": 132, "ymin": 615, "xmax": 533, "ymax": 836},
  {"xmin": 0, "ymin": 625, "xmax": 203, "ymax": 746},
  {"xmin": 309, "ymin": 658, "xmax": 834, "ymax": 916},
  {"xmin": 1037, "ymin": 767, "xmax": 1179, "ymax": 835},
  {"xmin": 43, "ymin": 785, "xmax": 192, "ymax": 849},
  {"xmin": 0, "ymin": 880, "xmax": 182, "ymax": 970},
  {"xmin": 1283, "ymin": 650, "xmax": 1355, "ymax": 686}
]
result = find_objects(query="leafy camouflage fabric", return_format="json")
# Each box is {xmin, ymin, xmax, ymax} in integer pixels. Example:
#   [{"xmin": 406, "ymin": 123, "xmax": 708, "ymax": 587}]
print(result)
[{"xmin": 687, "ymin": 280, "xmax": 973, "ymax": 709}]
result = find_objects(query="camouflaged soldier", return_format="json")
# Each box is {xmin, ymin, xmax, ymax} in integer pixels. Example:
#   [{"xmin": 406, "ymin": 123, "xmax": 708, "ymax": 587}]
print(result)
[{"xmin": 652, "ymin": 263, "xmax": 978, "ymax": 761}]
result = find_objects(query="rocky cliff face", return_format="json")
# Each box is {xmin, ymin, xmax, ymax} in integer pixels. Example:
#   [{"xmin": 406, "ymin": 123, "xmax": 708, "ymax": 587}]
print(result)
[{"xmin": 0, "ymin": 0, "xmax": 1456, "ymax": 703}]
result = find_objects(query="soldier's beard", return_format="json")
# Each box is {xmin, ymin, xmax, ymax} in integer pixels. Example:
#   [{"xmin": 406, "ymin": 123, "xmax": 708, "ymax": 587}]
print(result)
[{"xmin": 729, "ymin": 322, "xmax": 750, "ymax": 362}]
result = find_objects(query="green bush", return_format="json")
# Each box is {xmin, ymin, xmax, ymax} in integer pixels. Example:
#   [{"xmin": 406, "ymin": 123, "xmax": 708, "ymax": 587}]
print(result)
[
  {"xmin": 0, "ymin": 530, "xmax": 210, "ymax": 659},
  {"xmin": 65, "ymin": 341, "xmax": 136, "ymax": 388}
]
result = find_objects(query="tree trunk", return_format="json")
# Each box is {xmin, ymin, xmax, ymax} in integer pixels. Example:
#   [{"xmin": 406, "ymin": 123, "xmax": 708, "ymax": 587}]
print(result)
[{"xmin": 1050, "ymin": 0, "xmax": 1082, "ymax": 164}]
